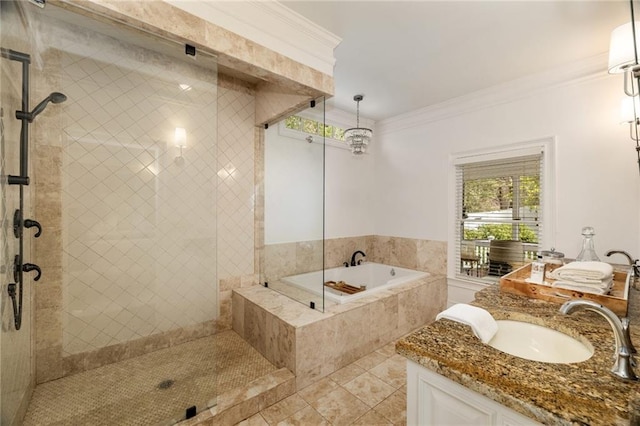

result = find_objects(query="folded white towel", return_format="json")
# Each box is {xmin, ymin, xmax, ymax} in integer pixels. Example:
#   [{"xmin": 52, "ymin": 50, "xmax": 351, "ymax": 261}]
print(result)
[
  {"xmin": 552, "ymin": 279, "xmax": 612, "ymax": 295},
  {"xmin": 549, "ymin": 261, "xmax": 613, "ymax": 283},
  {"xmin": 436, "ymin": 304, "xmax": 498, "ymax": 344}
]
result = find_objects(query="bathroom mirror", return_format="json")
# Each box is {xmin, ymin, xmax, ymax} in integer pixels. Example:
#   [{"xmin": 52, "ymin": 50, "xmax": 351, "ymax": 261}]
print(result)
[{"xmin": 262, "ymin": 97, "xmax": 326, "ymax": 311}]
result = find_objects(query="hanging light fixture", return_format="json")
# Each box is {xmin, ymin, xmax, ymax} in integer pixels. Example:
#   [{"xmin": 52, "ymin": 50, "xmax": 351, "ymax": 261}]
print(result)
[
  {"xmin": 609, "ymin": 1, "xmax": 640, "ymax": 172},
  {"xmin": 344, "ymin": 94, "xmax": 372, "ymax": 155}
]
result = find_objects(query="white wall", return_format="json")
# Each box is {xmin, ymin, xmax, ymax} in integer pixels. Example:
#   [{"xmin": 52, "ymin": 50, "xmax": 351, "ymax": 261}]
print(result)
[
  {"xmin": 324, "ymin": 140, "xmax": 375, "ymax": 239},
  {"xmin": 264, "ymin": 125, "xmax": 324, "ymax": 244},
  {"xmin": 374, "ymin": 65, "xmax": 640, "ymax": 269},
  {"xmin": 264, "ymin": 113, "xmax": 375, "ymax": 244}
]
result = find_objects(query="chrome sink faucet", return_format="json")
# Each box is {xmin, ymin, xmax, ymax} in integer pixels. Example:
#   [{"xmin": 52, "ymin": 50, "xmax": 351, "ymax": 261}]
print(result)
[
  {"xmin": 605, "ymin": 249, "xmax": 640, "ymax": 276},
  {"xmin": 560, "ymin": 300, "xmax": 637, "ymax": 381}
]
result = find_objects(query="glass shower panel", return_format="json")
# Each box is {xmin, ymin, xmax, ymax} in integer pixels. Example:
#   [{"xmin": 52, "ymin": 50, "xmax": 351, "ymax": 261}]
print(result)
[
  {"xmin": 57, "ymin": 16, "xmax": 219, "ymax": 423},
  {"xmin": 263, "ymin": 97, "xmax": 326, "ymax": 311},
  {"xmin": 1, "ymin": 2, "xmax": 220, "ymax": 423},
  {"xmin": 0, "ymin": 1, "xmax": 37, "ymax": 423}
]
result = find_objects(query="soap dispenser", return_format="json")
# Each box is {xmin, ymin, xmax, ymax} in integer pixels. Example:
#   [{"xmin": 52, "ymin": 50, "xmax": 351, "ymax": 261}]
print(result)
[{"xmin": 576, "ymin": 226, "xmax": 600, "ymax": 262}]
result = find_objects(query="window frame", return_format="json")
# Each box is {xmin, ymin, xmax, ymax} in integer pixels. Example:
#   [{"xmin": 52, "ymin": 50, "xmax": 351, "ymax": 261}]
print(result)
[
  {"xmin": 447, "ymin": 137, "xmax": 557, "ymax": 284},
  {"xmin": 278, "ymin": 113, "xmax": 352, "ymax": 151}
]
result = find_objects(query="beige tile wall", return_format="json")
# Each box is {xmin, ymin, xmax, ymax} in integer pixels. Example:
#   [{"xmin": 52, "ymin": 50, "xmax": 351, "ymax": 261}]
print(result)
[
  {"xmin": 56, "ymin": 0, "xmax": 333, "ymax": 99},
  {"xmin": 264, "ymin": 235, "xmax": 447, "ymax": 284},
  {"xmin": 56, "ymin": 24, "xmax": 218, "ymax": 356},
  {"xmin": 29, "ymin": 16, "xmax": 262, "ymax": 382},
  {"xmin": 0, "ymin": 6, "xmax": 339, "ymax": 426},
  {"xmin": 216, "ymin": 76, "xmax": 260, "ymax": 330},
  {"xmin": 233, "ymin": 273, "xmax": 447, "ymax": 390},
  {"xmin": 1, "ymin": 1, "xmax": 40, "ymax": 423}
]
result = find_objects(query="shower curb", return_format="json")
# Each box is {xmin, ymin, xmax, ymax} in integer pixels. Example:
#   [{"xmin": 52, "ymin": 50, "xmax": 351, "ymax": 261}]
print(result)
[{"xmin": 176, "ymin": 368, "xmax": 295, "ymax": 426}]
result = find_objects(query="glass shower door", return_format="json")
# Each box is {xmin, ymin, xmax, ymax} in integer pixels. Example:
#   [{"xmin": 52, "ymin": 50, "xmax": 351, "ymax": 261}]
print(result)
[
  {"xmin": 263, "ymin": 97, "xmax": 326, "ymax": 311},
  {"xmin": 1, "ymin": 2, "xmax": 221, "ymax": 423}
]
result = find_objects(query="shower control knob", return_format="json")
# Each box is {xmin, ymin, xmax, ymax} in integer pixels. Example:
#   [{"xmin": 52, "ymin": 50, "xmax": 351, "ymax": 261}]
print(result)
[
  {"xmin": 13, "ymin": 255, "xmax": 20, "ymax": 282},
  {"xmin": 22, "ymin": 263, "xmax": 41, "ymax": 281},
  {"xmin": 13, "ymin": 209, "xmax": 22, "ymax": 238},
  {"xmin": 24, "ymin": 219, "xmax": 42, "ymax": 238}
]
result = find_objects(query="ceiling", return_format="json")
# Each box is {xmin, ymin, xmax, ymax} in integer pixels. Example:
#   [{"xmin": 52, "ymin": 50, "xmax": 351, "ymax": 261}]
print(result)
[{"xmin": 281, "ymin": 1, "xmax": 630, "ymax": 121}]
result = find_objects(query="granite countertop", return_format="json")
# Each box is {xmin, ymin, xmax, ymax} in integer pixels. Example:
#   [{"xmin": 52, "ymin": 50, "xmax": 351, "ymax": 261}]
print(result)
[{"xmin": 396, "ymin": 285, "xmax": 640, "ymax": 425}]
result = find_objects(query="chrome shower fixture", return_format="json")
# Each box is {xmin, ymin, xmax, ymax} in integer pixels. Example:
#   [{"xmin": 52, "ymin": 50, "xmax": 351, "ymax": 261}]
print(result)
[{"xmin": 16, "ymin": 92, "xmax": 67, "ymax": 122}]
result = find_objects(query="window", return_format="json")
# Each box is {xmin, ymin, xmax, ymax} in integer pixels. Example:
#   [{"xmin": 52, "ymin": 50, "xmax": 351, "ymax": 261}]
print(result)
[
  {"xmin": 451, "ymin": 141, "xmax": 554, "ymax": 283},
  {"xmin": 284, "ymin": 115, "xmax": 346, "ymax": 142}
]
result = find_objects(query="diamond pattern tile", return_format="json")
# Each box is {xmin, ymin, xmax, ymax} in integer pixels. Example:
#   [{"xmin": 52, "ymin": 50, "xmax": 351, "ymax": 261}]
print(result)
[
  {"xmin": 58, "ymin": 48, "xmax": 219, "ymax": 355},
  {"xmin": 217, "ymin": 87, "xmax": 255, "ymax": 280}
]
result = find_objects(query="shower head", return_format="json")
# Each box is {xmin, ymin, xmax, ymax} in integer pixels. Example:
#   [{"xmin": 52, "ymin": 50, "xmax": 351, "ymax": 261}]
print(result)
[
  {"xmin": 29, "ymin": 92, "xmax": 67, "ymax": 120},
  {"xmin": 17, "ymin": 92, "xmax": 67, "ymax": 122}
]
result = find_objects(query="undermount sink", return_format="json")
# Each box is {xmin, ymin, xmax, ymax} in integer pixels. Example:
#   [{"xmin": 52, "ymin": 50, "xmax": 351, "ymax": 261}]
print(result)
[{"xmin": 488, "ymin": 320, "xmax": 593, "ymax": 364}]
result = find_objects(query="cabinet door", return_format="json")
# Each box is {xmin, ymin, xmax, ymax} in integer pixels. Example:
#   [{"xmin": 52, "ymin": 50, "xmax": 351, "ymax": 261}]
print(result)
[
  {"xmin": 414, "ymin": 365, "xmax": 495, "ymax": 425},
  {"xmin": 407, "ymin": 361, "xmax": 541, "ymax": 426}
]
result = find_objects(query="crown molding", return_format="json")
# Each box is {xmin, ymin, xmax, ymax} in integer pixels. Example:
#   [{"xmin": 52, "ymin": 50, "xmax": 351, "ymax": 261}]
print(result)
[
  {"xmin": 377, "ymin": 53, "xmax": 610, "ymax": 135},
  {"xmin": 164, "ymin": 0, "xmax": 341, "ymax": 76}
]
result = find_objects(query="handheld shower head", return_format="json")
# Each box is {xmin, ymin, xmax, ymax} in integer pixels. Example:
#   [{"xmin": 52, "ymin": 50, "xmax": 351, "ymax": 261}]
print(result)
[
  {"xmin": 17, "ymin": 92, "xmax": 67, "ymax": 122},
  {"xmin": 30, "ymin": 92, "xmax": 67, "ymax": 120}
]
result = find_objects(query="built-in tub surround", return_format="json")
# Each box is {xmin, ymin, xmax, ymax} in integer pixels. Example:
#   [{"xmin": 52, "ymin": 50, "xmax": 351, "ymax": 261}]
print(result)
[
  {"xmin": 262, "ymin": 235, "xmax": 447, "ymax": 285},
  {"xmin": 282, "ymin": 263, "xmax": 429, "ymax": 304},
  {"xmin": 397, "ymin": 286, "xmax": 640, "ymax": 425},
  {"xmin": 233, "ymin": 273, "xmax": 447, "ymax": 390}
]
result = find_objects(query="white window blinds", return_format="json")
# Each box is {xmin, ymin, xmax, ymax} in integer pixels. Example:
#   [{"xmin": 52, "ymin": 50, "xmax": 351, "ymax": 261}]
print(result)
[{"xmin": 454, "ymin": 148, "xmax": 544, "ymax": 282}]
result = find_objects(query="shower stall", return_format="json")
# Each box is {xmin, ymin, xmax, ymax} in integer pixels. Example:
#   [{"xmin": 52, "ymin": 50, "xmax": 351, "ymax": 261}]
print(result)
[{"xmin": 0, "ymin": 1, "xmax": 270, "ymax": 424}]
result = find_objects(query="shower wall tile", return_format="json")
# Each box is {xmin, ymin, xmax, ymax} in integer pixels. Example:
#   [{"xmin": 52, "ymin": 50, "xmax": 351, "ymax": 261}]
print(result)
[
  {"xmin": 254, "ymin": 127, "xmax": 265, "ymax": 279},
  {"xmin": 42, "ymin": 23, "xmax": 220, "ymax": 357},
  {"xmin": 219, "ymin": 290, "xmax": 233, "ymax": 330},
  {"xmin": 217, "ymin": 85, "xmax": 256, "ymax": 281},
  {"xmin": 255, "ymin": 82, "xmax": 312, "ymax": 126},
  {"xmin": 9, "ymin": 0, "xmax": 336, "ymax": 389},
  {"xmin": 231, "ymin": 291, "xmax": 245, "ymax": 339},
  {"xmin": 68, "ymin": 0, "xmax": 333, "ymax": 101}
]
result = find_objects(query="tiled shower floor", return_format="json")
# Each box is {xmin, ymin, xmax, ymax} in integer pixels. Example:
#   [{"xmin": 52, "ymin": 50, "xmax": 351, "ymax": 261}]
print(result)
[{"xmin": 23, "ymin": 330, "xmax": 278, "ymax": 426}]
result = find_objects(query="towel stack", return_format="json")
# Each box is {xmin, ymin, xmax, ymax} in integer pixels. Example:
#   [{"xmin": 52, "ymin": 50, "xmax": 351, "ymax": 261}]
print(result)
[
  {"xmin": 548, "ymin": 261, "xmax": 614, "ymax": 295},
  {"xmin": 435, "ymin": 304, "xmax": 498, "ymax": 343}
]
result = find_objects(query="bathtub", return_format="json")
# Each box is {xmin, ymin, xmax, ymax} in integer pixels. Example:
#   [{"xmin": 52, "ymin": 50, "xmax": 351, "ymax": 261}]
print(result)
[{"xmin": 281, "ymin": 262, "xmax": 429, "ymax": 304}]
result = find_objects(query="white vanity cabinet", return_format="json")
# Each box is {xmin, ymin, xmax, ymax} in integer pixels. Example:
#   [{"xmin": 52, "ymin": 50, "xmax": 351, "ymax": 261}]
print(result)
[{"xmin": 406, "ymin": 360, "xmax": 542, "ymax": 426}]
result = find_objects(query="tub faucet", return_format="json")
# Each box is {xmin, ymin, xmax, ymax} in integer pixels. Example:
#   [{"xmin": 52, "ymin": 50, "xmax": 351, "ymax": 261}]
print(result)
[
  {"xmin": 350, "ymin": 250, "xmax": 366, "ymax": 267},
  {"xmin": 605, "ymin": 249, "xmax": 640, "ymax": 276},
  {"xmin": 560, "ymin": 300, "xmax": 637, "ymax": 381}
]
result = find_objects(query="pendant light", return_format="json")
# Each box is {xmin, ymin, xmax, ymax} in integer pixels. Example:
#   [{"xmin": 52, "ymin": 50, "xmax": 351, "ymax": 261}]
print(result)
[{"xmin": 344, "ymin": 95, "xmax": 372, "ymax": 155}]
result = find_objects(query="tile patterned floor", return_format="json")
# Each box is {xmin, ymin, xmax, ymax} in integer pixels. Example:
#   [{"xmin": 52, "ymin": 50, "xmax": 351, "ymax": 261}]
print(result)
[
  {"xmin": 23, "ymin": 331, "xmax": 277, "ymax": 426},
  {"xmin": 237, "ymin": 342, "xmax": 406, "ymax": 426}
]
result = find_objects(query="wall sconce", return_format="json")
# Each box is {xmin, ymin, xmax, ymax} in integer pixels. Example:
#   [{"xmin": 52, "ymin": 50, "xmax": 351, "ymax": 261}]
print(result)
[
  {"xmin": 174, "ymin": 127, "xmax": 187, "ymax": 164},
  {"xmin": 609, "ymin": 3, "xmax": 640, "ymax": 172},
  {"xmin": 621, "ymin": 96, "xmax": 640, "ymax": 141}
]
